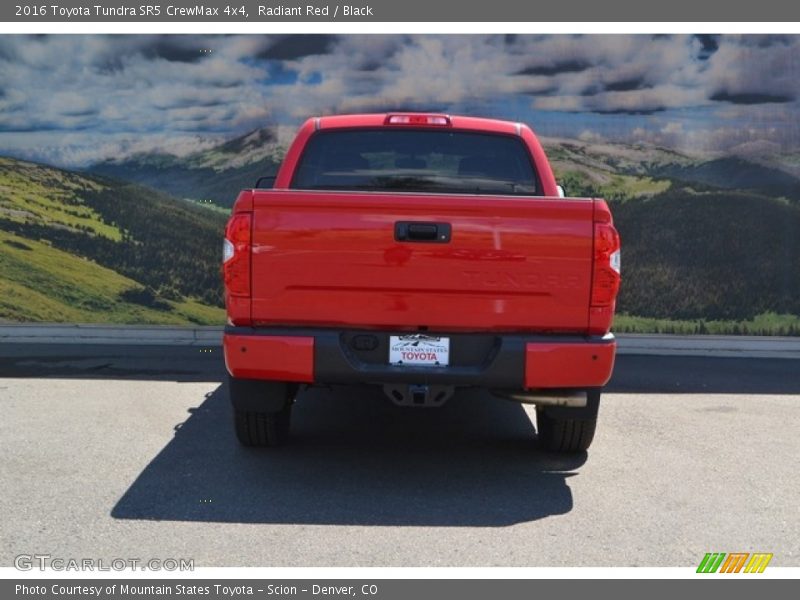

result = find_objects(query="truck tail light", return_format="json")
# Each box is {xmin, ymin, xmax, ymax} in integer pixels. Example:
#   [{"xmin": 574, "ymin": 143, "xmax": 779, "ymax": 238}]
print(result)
[
  {"xmin": 589, "ymin": 201, "xmax": 621, "ymax": 334},
  {"xmin": 223, "ymin": 213, "xmax": 252, "ymax": 297},
  {"xmin": 385, "ymin": 114, "xmax": 451, "ymax": 126},
  {"xmin": 591, "ymin": 222, "xmax": 621, "ymax": 306}
]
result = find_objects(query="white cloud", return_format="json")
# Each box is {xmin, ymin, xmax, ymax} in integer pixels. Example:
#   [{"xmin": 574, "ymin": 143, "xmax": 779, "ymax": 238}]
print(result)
[
  {"xmin": 1, "ymin": 34, "xmax": 799, "ymax": 165},
  {"xmin": 578, "ymin": 129, "xmax": 605, "ymax": 143}
]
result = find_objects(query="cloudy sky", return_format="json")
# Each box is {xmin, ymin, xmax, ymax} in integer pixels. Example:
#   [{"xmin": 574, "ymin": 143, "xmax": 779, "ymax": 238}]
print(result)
[{"xmin": 1, "ymin": 34, "xmax": 799, "ymax": 166}]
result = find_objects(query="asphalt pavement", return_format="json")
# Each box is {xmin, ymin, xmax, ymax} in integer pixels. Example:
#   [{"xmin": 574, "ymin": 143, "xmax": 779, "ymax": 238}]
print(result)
[{"xmin": 0, "ymin": 345, "xmax": 798, "ymax": 567}]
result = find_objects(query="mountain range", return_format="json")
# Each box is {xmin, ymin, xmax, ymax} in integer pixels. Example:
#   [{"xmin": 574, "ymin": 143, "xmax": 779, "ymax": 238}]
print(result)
[
  {"xmin": 87, "ymin": 127, "xmax": 800, "ymax": 208},
  {"xmin": 88, "ymin": 128, "xmax": 285, "ymax": 206},
  {"xmin": 1, "ymin": 126, "xmax": 799, "ymax": 330}
]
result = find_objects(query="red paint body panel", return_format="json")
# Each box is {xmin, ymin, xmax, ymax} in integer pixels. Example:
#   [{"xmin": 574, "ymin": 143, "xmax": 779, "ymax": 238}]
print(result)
[
  {"xmin": 223, "ymin": 334, "xmax": 314, "ymax": 382},
  {"xmin": 249, "ymin": 190, "xmax": 594, "ymax": 332},
  {"xmin": 224, "ymin": 114, "xmax": 621, "ymax": 390},
  {"xmin": 524, "ymin": 339, "xmax": 616, "ymax": 389}
]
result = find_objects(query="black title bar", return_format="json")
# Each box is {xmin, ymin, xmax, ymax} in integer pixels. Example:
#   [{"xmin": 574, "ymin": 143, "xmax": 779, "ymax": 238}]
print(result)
[{"xmin": 4, "ymin": 0, "xmax": 800, "ymax": 22}]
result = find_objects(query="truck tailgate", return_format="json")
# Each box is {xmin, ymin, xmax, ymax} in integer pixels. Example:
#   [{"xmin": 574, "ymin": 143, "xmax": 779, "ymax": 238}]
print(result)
[{"xmin": 250, "ymin": 190, "xmax": 594, "ymax": 332}]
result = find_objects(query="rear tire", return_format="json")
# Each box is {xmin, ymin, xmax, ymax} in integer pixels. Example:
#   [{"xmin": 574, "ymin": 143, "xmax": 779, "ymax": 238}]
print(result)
[
  {"xmin": 536, "ymin": 389, "xmax": 600, "ymax": 453},
  {"xmin": 234, "ymin": 404, "xmax": 292, "ymax": 447},
  {"xmin": 228, "ymin": 375, "xmax": 295, "ymax": 447}
]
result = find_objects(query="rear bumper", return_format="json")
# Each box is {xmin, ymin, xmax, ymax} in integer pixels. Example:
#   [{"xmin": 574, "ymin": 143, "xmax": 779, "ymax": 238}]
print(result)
[{"xmin": 224, "ymin": 326, "xmax": 616, "ymax": 390}]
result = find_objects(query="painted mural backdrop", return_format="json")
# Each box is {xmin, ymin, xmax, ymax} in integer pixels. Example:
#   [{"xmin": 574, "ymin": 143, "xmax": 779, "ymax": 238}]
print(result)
[{"xmin": 1, "ymin": 34, "xmax": 799, "ymax": 333}]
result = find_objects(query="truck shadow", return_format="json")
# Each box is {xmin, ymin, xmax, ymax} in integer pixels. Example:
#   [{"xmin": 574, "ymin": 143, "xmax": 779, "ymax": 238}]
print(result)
[{"xmin": 111, "ymin": 384, "xmax": 584, "ymax": 527}]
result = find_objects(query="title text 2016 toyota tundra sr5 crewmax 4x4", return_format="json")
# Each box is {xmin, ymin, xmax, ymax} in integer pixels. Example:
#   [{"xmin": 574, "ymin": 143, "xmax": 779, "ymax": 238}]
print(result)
[{"xmin": 222, "ymin": 113, "xmax": 621, "ymax": 453}]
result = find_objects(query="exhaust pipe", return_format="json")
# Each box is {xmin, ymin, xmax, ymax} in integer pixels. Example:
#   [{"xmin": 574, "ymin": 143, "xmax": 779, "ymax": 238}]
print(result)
[{"xmin": 493, "ymin": 389, "xmax": 588, "ymax": 408}]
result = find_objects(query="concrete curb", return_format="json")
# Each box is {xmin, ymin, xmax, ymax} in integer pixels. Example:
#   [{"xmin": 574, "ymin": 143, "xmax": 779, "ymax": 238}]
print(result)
[
  {"xmin": 1, "ymin": 324, "xmax": 799, "ymax": 359},
  {"xmin": 0, "ymin": 324, "xmax": 222, "ymax": 346},
  {"xmin": 615, "ymin": 333, "xmax": 800, "ymax": 359}
]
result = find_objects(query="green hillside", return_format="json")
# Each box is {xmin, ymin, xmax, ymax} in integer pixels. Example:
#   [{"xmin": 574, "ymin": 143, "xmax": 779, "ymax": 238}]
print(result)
[
  {"xmin": 0, "ymin": 230, "xmax": 219, "ymax": 324},
  {"xmin": 0, "ymin": 157, "xmax": 225, "ymax": 325},
  {"xmin": 613, "ymin": 186, "xmax": 800, "ymax": 322},
  {"xmin": 0, "ymin": 157, "xmax": 119, "ymax": 239}
]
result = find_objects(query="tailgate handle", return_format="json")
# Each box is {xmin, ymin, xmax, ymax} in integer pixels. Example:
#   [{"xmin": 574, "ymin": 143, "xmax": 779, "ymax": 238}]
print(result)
[{"xmin": 395, "ymin": 221, "xmax": 452, "ymax": 243}]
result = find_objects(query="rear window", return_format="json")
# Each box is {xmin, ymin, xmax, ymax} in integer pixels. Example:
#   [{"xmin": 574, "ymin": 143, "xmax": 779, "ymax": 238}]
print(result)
[{"xmin": 291, "ymin": 129, "xmax": 539, "ymax": 195}]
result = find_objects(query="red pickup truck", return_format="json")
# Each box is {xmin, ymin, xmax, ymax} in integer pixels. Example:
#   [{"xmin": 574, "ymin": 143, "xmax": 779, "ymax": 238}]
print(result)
[{"xmin": 222, "ymin": 113, "xmax": 621, "ymax": 453}]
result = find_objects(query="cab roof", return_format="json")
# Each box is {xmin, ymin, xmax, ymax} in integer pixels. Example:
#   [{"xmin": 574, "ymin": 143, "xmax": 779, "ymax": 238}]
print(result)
[{"xmin": 315, "ymin": 113, "xmax": 524, "ymax": 136}]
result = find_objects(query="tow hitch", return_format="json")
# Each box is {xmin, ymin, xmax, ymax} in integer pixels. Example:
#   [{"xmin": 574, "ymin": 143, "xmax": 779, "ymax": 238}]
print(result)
[{"xmin": 383, "ymin": 384, "xmax": 454, "ymax": 407}]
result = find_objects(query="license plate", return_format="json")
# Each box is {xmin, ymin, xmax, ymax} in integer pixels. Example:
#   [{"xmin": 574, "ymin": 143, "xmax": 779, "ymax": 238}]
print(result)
[{"xmin": 389, "ymin": 335, "xmax": 450, "ymax": 367}]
